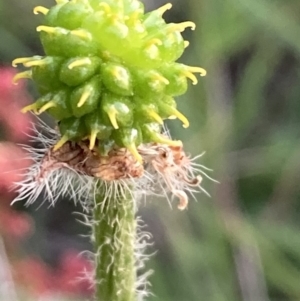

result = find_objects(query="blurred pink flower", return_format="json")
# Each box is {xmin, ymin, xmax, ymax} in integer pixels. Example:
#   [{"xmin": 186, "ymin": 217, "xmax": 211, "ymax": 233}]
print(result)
[
  {"xmin": 0, "ymin": 142, "xmax": 32, "ymax": 196},
  {"xmin": 0, "ymin": 67, "xmax": 32, "ymax": 141},
  {"xmin": 0, "ymin": 209, "xmax": 32, "ymax": 240},
  {"xmin": 13, "ymin": 258, "xmax": 54, "ymax": 296},
  {"xmin": 55, "ymin": 250, "xmax": 94, "ymax": 297}
]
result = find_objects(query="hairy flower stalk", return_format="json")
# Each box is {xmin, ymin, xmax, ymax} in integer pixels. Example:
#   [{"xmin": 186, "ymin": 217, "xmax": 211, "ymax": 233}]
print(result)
[
  {"xmin": 93, "ymin": 186, "xmax": 136, "ymax": 301},
  {"xmin": 12, "ymin": 0, "xmax": 208, "ymax": 300}
]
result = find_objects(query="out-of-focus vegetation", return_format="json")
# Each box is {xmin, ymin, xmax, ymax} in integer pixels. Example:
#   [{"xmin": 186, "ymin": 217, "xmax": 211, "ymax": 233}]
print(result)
[{"xmin": 1, "ymin": 0, "xmax": 300, "ymax": 300}]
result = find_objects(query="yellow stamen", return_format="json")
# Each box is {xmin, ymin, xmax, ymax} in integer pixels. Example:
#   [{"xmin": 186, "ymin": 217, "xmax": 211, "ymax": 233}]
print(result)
[
  {"xmin": 167, "ymin": 21, "xmax": 196, "ymax": 33},
  {"xmin": 13, "ymin": 71, "xmax": 32, "ymax": 84},
  {"xmin": 156, "ymin": 3, "xmax": 172, "ymax": 16},
  {"xmin": 169, "ymin": 108, "xmax": 189, "ymax": 128},
  {"xmin": 182, "ymin": 66, "xmax": 207, "ymax": 85},
  {"xmin": 151, "ymin": 73, "xmax": 169, "ymax": 85},
  {"xmin": 127, "ymin": 143, "xmax": 143, "ymax": 164},
  {"xmin": 53, "ymin": 135, "xmax": 69, "ymax": 152},
  {"xmin": 186, "ymin": 66, "xmax": 207, "ymax": 77},
  {"xmin": 38, "ymin": 101, "xmax": 56, "ymax": 114},
  {"xmin": 24, "ymin": 59, "xmax": 48, "ymax": 68},
  {"xmin": 68, "ymin": 58, "xmax": 91, "ymax": 69},
  {"xmin": 33, "ymin": 6, "xmax": 49, "ymax": 15},
  {"xmin": 182, "ymin": 71, "xmax": 198, "ymax": 85},
  {"xmin": 148, "ymin": 110, "xmax": 163, "ymax": 125},
  {"xmin": 157, "ymin": 135, "xmax": 182, "ymax": 147},
  {"xmin": 77, "ymin": 90, "xmax": 91, "ymax": 107},
  {"xmin": 12, "ymin": 57, "xmax": 40, "ymax": 67},
  {"xmin": 21, "ymin": 103, "xmax": 39, "ymax": 114},
  {"xmin": 184, "ymin": 40, "xmax": 190, "ymax": 48},
  {"xmin": 107, "ymin": 107, "xmax": 119, "ymax": 129},
  {"xmin": 36, "ymin": 25, "xmax": 57, "ymax": 34},
  {"xmin": 99, "ymin": 2, "xmax": 111, "ymax": 14},
  {"xmin": 89, "ymin": 130, "xmax": 98, "ymax": 150},
  {"xmin": 71, "ymin": 29, "xmax": 92, "ymax": 41},
  {"xmin": 145, "ymin": 38, "xmax": 163, "ymax": 47}
]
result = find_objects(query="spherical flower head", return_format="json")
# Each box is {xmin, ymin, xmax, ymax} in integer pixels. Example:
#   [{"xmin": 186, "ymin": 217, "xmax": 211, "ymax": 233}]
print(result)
[{"xmin": 12, "ymin": 0, "xmax": 206, "ymax": 163}]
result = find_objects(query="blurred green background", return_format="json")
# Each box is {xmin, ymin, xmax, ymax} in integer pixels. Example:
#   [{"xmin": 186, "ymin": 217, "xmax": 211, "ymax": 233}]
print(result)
[{"xmin": 1, "ymin": 0, "xmax": 300, "ymax": 300}]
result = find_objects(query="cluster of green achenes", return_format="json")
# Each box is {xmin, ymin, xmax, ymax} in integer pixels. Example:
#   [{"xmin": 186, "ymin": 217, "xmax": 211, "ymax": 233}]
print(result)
[{"xmin": 13, "ymin": 0, "xmax": 206, "ymax": 163}]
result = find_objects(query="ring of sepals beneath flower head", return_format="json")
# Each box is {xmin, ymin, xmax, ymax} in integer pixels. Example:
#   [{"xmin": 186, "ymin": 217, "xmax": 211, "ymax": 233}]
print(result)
[{"xmin": 12, "ymin": 0, "xmax": 206, "ymax": 163}]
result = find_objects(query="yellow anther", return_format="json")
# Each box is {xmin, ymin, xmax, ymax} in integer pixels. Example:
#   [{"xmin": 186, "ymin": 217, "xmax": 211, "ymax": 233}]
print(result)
[
  {"xmin": 12, "ymin": 57, "xmax": 38, "ymax": 67},
  {"xmin": 99, "ymin": 2, "xmax": 111, "ymax": 14},
  {"xmin": 145, "ymin": 38, "xmax": 163, "ymax": 47},
  {"xmin": 167, "ymin": 21, "xmax": 196, "ymax": 33},
  {"xmin": 111, "ymin": 67, "xmax": 130, "ymax": 85},
  {"xmin": 89, "ymin": 130, "xmax": 98, "ymax": 150},
  {"xmin": 107, "ymin": 107, "xmax": 119, "ymax": 129},
  {"xmin": 186, "ymin": 66, "xmax": 207, "ymax": 77},
  {"xmin": 36, "ymin": 26, "xmax": 57, "ymax": 34},
  {"xmin": 127, "ymin": 143, "xmax": 143, "ymax": 164},
  {"xmin": 148, "ymin": 110, "xmax": 164, "ymax": 125},
  {"xmin": 157, "ymin": 136, "xmax": 182, "ymax": 147},
  {"xmin": 151, "ymin": 73, "xmax": 169, "ymax": 85},
  {"xmin": 182, "ymin": 71, "xmax": 198, "ymax": 85},
  {"xmin": 13, "ymin": 71, "xmax": 32, "ymax": 84},
  {"xmin": 182, "ymin": 66, "xmax": 206, "ymax": 85},
  {"xmin": 71, "ymin": 29, "xmax": 92, "ymax": 41},
  {"xmin": 33, "ymin": 6, "xmax": 49, "ymax": 15},
  {"xmin": 184, "ymin": 40, "xmax": 190, "ymax": 48},
  {"xmin": 169, "ymin": 108, "xmax": 189, "ymax": 128},
  {"xmin": 53, "ymin": 135, "xmax": 69, "ymax": 152},
  {"xmin": 156, "ymin": 3, "xmax": 172, "ymax": 16},
  {"xmin": 38, "ymin": 101, "xmax": 56, "ymax": 114},
  {"xmin": 77, "ymin": 90, "xmax": 91, "ymax": 107},
  {"xmin": 24, "ymin": 59, "xmax": 48, "ymax": 68},
  {"xmin": 21, "ymin": 103, "xmax": 39, "ymax": 114},
  {"xmin": 68, "ymin": 58, "xmax": 91, "ymax": 69}
]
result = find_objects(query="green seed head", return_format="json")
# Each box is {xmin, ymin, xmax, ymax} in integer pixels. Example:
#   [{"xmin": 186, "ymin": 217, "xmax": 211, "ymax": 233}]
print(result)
[{"xmin": 14, "ymin": 0, "xmax": 206, "ymax": 161}]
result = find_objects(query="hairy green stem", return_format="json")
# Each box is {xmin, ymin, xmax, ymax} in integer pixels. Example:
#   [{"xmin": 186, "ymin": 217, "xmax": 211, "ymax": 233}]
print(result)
[{"xmin": 93, "ymin": 184, "xmax": 137, "ymax": 301}]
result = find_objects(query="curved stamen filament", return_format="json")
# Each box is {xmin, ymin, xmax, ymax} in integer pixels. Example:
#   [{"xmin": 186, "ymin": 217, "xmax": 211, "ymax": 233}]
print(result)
[
  {"xmin": 156, "ymin": 3, "xmax": 172, "ymax": 16},
  {"xmin": 21, "ymin": 103, "xmax": 39, "ymax": 114},
  {"xmin": 12, "ymin": 57, "xmax": 41, "ymax": 67},
  {"xmin": 68, "ymin": 58, "xmax": 91, "ymax": 69},
  {"xmin": 36, "ymin": 26, "xmax": 57, "ymax": 34},
  {"xmin": 53, "ymin": 135, "xmax": 69, "ymax": 152},
  {"xmin": 186, "ymin": 66, "xmax": 207, "ymax": 77},
  {"xmin": 38, "ymin": 101, "xmax": 56, "ymax": 114},
  {"xmin": 157, "ymin": 135, "xmax": 182, "ymax": 147},
  {"xmin": 71, "ymin": 29, "xmax": 92, "ymax": 41},
  {"xmin": 148, "ymin": 110, "xmax": 163, "ymax": 125},
  {"xmin": 145, "ymin": 38, "xmax": 163, "ymax": 47},
  {"xmin": 167, "ymin": 21, "xmax": 196, "ymax": 33},
  {"xmin": 169, "ymin": 108, "xmax": 189, "ymax": 128},
  {"xmin": 127, "ymin": 143, "xmax": 143, "ymax": 164},
  {"xmin": 151, "ymin": 73, "xmax": 169, "ymax": 85},
  {"xmin": 24, "ymin": 59, "xmax": 48, "ymax": 68},
  {"xmin": 33, "ymin": 6, "xmax": 49, "ymax": 15},
  {"xmin": 77, "ymin": 90, "xmax": 91, "ymax": 107},
  {"xmin": 13, "ymin": 71, "xmax": 32, "ymax": 84}
]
